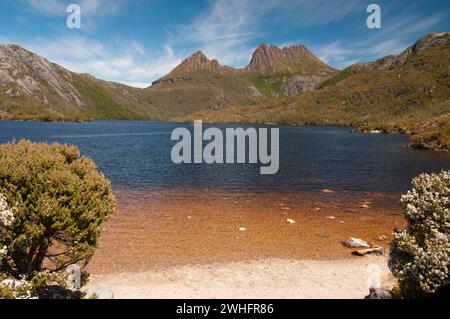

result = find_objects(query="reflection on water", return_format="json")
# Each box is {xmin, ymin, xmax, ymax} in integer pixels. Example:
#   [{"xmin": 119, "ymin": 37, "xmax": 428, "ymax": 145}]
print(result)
[{"xmin": 0, "ymin": 121, "xmax": 449, "ymax": 193}]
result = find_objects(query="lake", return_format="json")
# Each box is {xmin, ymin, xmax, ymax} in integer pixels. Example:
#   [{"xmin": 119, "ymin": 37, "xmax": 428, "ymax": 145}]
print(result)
[
  {"xmin": 2, "ymin": 120, "xmax": 449, "ymax": 271},
  {"xmin": 0, "ymin": 121, "xmax": 448, "ymax": 193}
]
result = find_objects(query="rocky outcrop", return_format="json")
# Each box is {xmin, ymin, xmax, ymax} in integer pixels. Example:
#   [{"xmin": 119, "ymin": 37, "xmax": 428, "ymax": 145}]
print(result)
[
  {"xmin": 347, "ymin": 32, "xmax": 450, "ymax": 74},
  {"xmin": 154, "ymin": 51, "xmax": 228, "ymax": 85},
  {"xmin": 0, "ymin": 45, "xmax": 84, "ymax": 106},
  {"xmin": 243, "ymin": 44, "xmax": 337, "ymax": 96},
  {"xmin": 246, "ymin": 44, "xmax": 333, "ymax": 76},
  {"xmin": 281, "ymin": 75, "xmax": 324, "ymax": 95}
]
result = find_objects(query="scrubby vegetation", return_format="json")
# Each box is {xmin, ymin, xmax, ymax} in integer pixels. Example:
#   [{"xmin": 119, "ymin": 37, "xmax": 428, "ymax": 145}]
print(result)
[
  {"xmin": 389, "ymin": 171, "xmax": 450, "ymax": 298},
  {"xmin": 0, "ymin": 140, "xmax": 115, "ymax": 298}
]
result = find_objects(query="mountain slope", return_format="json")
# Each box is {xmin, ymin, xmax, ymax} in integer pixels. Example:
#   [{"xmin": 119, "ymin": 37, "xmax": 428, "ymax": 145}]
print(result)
[
  {"xmin": 0, "ymin": 45, "xmax": 157, "ymax": 120},
  {"xmin": 173, "ymin": 32, "xmax": 450, "ymax": 150}
]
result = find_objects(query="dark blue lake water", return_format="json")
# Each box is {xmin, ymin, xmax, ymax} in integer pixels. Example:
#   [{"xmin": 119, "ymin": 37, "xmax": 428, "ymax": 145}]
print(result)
[{"xmin": 0, "ymin": 121, "xmax": 448, "ymax": 193}]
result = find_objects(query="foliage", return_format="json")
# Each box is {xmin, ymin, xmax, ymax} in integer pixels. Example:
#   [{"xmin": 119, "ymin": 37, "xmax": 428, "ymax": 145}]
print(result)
[
  {"xmin": 389, "ymin": 171, "xmax": 450, "ymax": 298},
  {"xmin": 0, "ymin": 140, "xmax": 115, "ymax": 298}
]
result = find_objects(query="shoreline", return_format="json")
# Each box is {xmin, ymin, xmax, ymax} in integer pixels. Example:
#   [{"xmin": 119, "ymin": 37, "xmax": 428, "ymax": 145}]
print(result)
[
  {"xmin": 1, "ymin": 118, "xmax": 447, "ymax": 152},
  {"xmin": 87, "ymin": 256, "xmax": 396, "ymax": 299}
]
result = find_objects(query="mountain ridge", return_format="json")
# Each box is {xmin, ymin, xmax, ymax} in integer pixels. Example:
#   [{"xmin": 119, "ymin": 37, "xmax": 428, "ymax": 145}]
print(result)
[{"xmin": 0, "ymin": 32, "xmax": 448, "ymax": 150}]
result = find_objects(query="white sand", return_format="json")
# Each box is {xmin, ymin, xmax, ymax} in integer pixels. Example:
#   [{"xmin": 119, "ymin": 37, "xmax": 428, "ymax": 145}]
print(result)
[{"xmin": 87, "ymin": 256, "xmax": 396, "ymax": 299}]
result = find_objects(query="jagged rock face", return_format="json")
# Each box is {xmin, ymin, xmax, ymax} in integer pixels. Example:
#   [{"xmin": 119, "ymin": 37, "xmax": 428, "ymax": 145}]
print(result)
[
  {"xmin": 281, "ymin": 75, "xmax": 324, "ymax": 96},
  {"xmin": 154, "ymin": 51, "xmax": 225, "ymax": 85},
  {"xmin": 174, "ymin": 51, "xmax": 222, "ymax": 74},
  {"xmin": 0, "ymin": 45, "xmax": 84, "ymax": 106},
  {"xmin": 246, "ymin": 44, "xmax": 333, "ymax": 76}
]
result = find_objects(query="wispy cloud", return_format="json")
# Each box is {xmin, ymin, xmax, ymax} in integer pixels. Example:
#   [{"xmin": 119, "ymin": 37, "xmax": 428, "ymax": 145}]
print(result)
[
  {"xmin": 24, "ymin": 35, "xmax": 182, "ymax": 88},
  {"xmin": 9, "ymin": 0, "xmax": 448, "ymax": 84},
  {"xmin": 312, "ymin": 9, "xmax": 448, "ymax": 69},
  {"xmin": 172, "ymin": 0, "xmax": 363, "ymax": 68}
]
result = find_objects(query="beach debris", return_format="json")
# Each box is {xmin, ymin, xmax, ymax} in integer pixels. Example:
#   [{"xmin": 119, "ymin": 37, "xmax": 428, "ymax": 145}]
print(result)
[
  {"xmin": 322, "ymin": 189, "xmax": 335, "ymax": 194},
  {"xmin": 239, "ymin": 227, "xmax": 247, "ymax": 232},
  {"xmin": 313, "ymin": 207, "xmax": 321, "ymax": 212},
  {"xmin": 365, "ymin": 288, "xmax": 392, "ymax": 299},
  {"xmin": 187, "ymin": 215, "xmax": 193, "ymax": 220},
  {"xmin": 343, "ymin": 237, "xmax": 370, "ymax": 248},
  {"xmin": 352, "ymin": 247, "xmax": 383, "ymax": 257},
  {"xmin": 361, "ymin": 204, "xmax": 370, "ymax": 209},
  {"xmin": 378, "ymin": 235, "xmax": 388, "ymax": 241},
  {"xmin": 286, "ymin": 219, "xmax": 296, "ymax": 225},
  {"xmin": 338, "ymin": 221, "xmax": 345, "ymax": 224},
  {"xmin": 326, "ymin": 216, "xmax": 336, "ymax": 220}
]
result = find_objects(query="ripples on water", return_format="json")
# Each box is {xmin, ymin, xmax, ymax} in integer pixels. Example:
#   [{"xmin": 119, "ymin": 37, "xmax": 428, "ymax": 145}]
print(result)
[{"xmin": 0, "ymin": 120, "xmax": 448, "ymax": 193}]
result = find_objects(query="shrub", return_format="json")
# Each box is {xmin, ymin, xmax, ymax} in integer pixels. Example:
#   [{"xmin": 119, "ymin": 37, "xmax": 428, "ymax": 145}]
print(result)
[
  {"xmin": 0, "ymin": 140, "xmax": 115, "ymax": 298},
  {"xmin": 389, "ymin": 171, "xmax": 450, "ymax": 298}
]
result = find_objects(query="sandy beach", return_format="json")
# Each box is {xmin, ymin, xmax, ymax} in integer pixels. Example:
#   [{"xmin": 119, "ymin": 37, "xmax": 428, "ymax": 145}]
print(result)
[{"xmin": 87, "ymin": 256, "xmax": 396, "ymax": 299}]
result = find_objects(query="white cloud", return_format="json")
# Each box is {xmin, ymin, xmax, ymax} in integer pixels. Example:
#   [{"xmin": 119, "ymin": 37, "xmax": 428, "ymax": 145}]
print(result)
[
  {"xmin": 24, "ymin": 36, "xmax": 182, "ymax": 88},
  {"xmin": 313, "ymin": 41, "xmax": 353, "ymax": 64},
  {"xmin": 171, "ymin": 0, "xmax": 362, "ymax": 68}
]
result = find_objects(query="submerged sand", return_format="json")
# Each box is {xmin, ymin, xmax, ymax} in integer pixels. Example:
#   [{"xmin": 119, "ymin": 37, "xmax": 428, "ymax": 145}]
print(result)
[{"xmin": 87, "ymin": 188, "xmax": 403, "ymax": 298}]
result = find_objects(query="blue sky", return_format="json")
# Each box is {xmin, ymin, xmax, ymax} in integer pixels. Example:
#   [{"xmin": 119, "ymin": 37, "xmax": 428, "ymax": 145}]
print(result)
[{"xmin": 0, "ymin": 0, "xmax": 449, "ymax": 87}]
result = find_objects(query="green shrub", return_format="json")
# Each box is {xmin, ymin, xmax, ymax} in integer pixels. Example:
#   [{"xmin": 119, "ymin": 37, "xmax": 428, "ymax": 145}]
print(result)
[
  {"xmin": 0, "ymin": 140, "xmax": 115, "ymax": 298},
  {"xmin": 389, "ymin": 171, "xmax": 450, "ymax": 298}
]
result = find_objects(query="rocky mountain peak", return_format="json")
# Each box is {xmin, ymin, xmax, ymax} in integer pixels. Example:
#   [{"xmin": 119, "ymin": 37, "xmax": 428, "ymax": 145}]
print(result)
[
  {"xmin": 158, "ymin": 50, "xmax": 224, "ymax": 82},
  {"xmin": 246, "ymin": 43, "xmax": 332, "ymax": 75}
]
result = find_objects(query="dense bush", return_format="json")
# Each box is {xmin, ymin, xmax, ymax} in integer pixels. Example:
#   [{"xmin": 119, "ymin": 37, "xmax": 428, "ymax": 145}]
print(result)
[
  {"xmin": 0, "ymin": 140, "xmax": 115, "ymax": 298},
  {"xmin": 389, "ymin": 171, "xmax": 450, "ymax": 298}
]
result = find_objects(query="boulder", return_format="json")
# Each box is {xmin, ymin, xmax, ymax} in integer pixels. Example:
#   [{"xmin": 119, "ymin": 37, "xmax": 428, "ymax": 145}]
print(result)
[{"xmin": 343, "ymin": 237, "xmax": 370, "ymax": 248}]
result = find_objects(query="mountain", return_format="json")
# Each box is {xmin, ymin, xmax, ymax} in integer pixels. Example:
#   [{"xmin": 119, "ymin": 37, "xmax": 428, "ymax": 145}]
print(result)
[
  {"xmin": 0, "ymin": 44, "xmax": 156, "ymax": 120},
  {"xmin": 0, "ymin": 33, "xmax": 448, "ymax": 150},
  {"xmin": 0, "ymin": 42, "xmax": 336, "ymax": 120},
  {"xmin": 153, "ymin": 51, "xmax": 227, "ymax": 85},
  {"xmin": 172, "ymin": 32, "xmax": 450, "ymax": 151},
  {"xmin": 246, "ymin": 44, "xmax": 334, "ymax": 75}
]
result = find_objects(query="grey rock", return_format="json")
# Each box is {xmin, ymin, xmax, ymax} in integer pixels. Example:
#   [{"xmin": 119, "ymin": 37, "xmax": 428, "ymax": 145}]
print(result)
[{"xmin": 343, "ymin": 237, "xmax": 370, "ymax": 248}]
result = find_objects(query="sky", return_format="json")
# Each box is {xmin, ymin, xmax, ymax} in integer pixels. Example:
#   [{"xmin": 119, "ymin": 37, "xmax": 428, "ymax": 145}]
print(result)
[{"xmin": 0, "ymin": 0, "xmax": 449, "ymax": 88}]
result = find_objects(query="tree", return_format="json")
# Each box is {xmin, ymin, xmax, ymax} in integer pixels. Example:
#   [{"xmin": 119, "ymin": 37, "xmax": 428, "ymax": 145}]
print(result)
[
  {"xmin": 389, "ymin": 171, "xmax": 450, "ymax": 298},
  {"xmin": 0, "ymin": 140, "xmax": 115, "ymax": 297}
]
